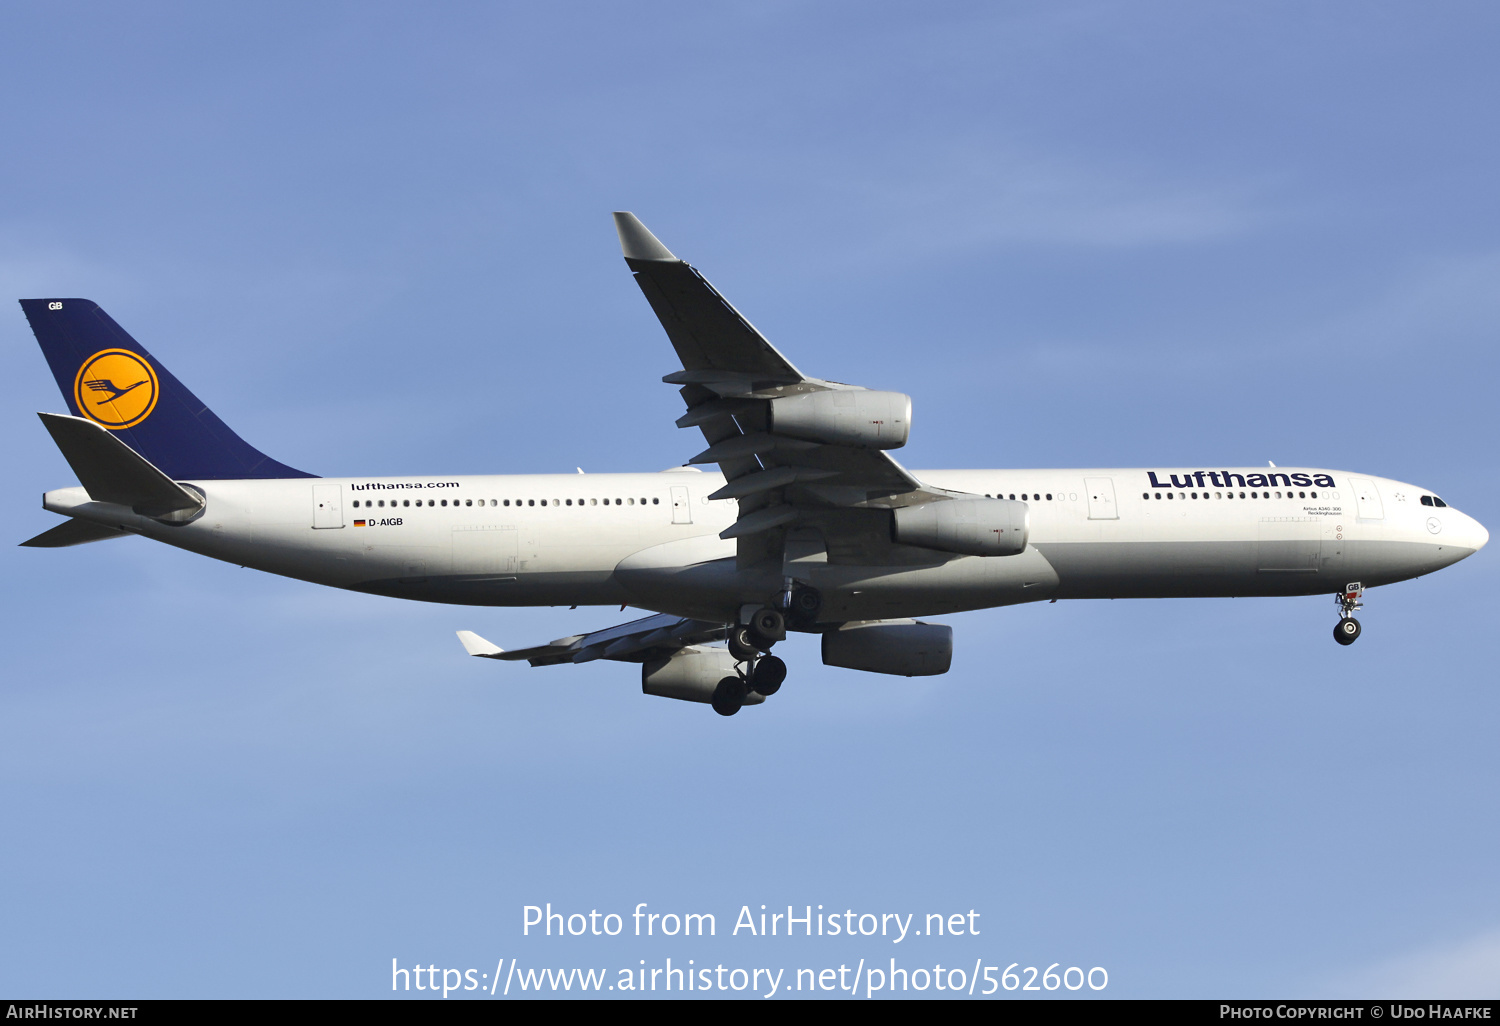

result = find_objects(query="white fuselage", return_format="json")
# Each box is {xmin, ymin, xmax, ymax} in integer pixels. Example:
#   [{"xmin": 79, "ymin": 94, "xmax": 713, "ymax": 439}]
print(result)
[{"xmin": 43, "ymin": 466, "xmax": 1488, "ymax": 624}]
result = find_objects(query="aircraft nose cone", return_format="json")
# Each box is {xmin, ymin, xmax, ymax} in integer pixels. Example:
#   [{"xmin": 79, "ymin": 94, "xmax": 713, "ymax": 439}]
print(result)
[{"xmin": 1450, "ymin": 511, "xmax": 1489, "ymax": 554}]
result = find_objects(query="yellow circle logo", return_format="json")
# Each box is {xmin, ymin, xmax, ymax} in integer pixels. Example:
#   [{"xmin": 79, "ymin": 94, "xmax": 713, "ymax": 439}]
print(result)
[{"xmin": 73, "ymin": 349, "xmax": 160, "ymax": 429}]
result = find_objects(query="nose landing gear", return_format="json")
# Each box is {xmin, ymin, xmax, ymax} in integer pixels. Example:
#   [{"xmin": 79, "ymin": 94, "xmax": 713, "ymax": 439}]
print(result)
[{"xmin": 1334, "ymin": 583, "xmax": 1363, "ymax": 646}]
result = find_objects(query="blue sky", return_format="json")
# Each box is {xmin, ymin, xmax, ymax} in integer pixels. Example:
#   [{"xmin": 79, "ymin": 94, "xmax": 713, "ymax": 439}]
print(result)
[{"xmin": 2, "ymin": 2, "xmax": 1496, "ymax": 999}]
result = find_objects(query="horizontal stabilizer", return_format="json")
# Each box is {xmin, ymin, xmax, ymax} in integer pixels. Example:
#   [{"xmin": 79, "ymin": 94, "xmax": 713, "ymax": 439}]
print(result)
[
  {"xmin": 19, "ymin": 518, "xmax": 126, "ymax": 548},
  {"xmin": 38, "ymin": 413, "xmax": 204, "ymax": 519}
]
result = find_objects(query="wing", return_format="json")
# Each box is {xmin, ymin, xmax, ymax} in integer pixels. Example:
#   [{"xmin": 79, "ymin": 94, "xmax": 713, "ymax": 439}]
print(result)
[
  {"xmin": 613, "ymin": 213, "xmax": 952, "ymax": 568},
  {"xmin": 457, "ymin": 612, "xmax": 727, "ymax": 668}
]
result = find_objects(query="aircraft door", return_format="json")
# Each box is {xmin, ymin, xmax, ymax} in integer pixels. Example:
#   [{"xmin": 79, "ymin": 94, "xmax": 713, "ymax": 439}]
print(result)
[
  {"xmin": 670, "ymin": 485, "xmax": 692, "ymax": 525},
  {"xmin": 1350, "ymin": 478, "xmax": 1384, "ymax": 520},
  {"xmin": 1084, "ymin": 477, "xmax": 1119, "ymax": 520},
  {"xmin": 312, "ymin": 484, "xmax": 344, "ymax": 528}
]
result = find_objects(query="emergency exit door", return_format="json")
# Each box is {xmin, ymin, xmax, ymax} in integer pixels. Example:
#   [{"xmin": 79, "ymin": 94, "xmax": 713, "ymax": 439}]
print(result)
[
  {"xmin": 670, "ymin": 486, "xmax": 692, "ymax": 525},
  {"xmin": 312, "ymin": 484, "xmax": 344, "ymax": 528},
  {"xmin": 1084, "ymin": 477, "xmax": 1119, "ymax": 520}
]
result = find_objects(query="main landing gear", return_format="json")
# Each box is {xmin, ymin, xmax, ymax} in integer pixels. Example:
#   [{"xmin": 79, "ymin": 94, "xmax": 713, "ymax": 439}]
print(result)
[
  {"xmin": 713, "ymin": 586, "xmax": 819, "ymax": 716},
  {"xmin": 714, "ymin": 606, "xmax": 788, "ymax": 717},
  {"xmin": 1334, "ymin": 583, "xmax": 1363, "ymax": 646},
  {"xmin": 711, "ymin": 654, "xmax": 789, "ymax": 716}
]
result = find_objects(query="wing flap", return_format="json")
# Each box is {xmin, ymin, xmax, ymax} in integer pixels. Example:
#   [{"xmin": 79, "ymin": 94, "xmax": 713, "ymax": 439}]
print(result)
[{"xmin": 615, "ymin": 213, "xmax": 958, "ymax": 573}]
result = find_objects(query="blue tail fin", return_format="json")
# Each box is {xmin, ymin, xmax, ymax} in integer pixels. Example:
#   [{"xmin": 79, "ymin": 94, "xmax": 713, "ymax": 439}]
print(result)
[{"xmin": 20, "ymin": 298, "xmax": 313, "ymax": 480}]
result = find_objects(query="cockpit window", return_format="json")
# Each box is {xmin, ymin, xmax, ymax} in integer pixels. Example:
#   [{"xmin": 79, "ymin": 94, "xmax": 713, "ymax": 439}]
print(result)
[
  {"xmin": 1421, "ymin": 495, "xmax": 1448, "ymax": 508},
  {"xmin": 1421, "ymin": 495, "xmax": 1432, "ymax": 506}
]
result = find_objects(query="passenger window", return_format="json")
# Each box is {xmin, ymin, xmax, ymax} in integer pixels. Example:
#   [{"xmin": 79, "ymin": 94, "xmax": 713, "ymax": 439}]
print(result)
[
  {"xmin": 1310, "ymin": 492, "xmax": 1317, "ymax": 499},
  {"xmin": 1045, "ymin": 493, "xmax": 1052, "ymax": 501},
  {"xmin": 1142, "ymin": 493, "xmax": 1149, "ymax": 500},
  {"xmin": 565, "ymin": 499, "xmax": 572, "ymax": 506},
  {"xmin": 528, "ymin": 500, "xmax": 535, "ymax": 506}
]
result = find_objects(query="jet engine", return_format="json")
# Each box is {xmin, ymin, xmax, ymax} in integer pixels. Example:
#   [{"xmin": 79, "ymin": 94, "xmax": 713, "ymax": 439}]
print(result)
[
  {"xmin": 768, "ymin": 389, "xmax": 911, "ymax": 449},
  {"xmin": 821, "ymin": 620, "xmax": 953, "ymax": 676},
  {"xmin": 892, "ymin": 497, "xmax": 1028, "ymax": 556},
  {"xmin": 641, "ymin": 646, "xmax": 764, "ymax": 706}
]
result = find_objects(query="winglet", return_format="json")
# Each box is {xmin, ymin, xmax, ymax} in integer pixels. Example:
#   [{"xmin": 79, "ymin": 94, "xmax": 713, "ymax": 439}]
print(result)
[
  {"xmin": 613, "ymin": 212, "xmax": 677, "ymax": 262},
  {"xmin": 457, "ymin": 630, "xmax": 507, "ymax": 658}
]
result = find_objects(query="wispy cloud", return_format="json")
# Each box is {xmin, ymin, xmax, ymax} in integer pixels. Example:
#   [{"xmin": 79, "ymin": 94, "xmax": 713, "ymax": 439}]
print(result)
[
  {"xmin": 1319, "ymin": 929, "xmax": 1500, "ymax": 998},
  {"xmin": 850, "ymin": 141, "xmax": 1270, "ymax": 252}
]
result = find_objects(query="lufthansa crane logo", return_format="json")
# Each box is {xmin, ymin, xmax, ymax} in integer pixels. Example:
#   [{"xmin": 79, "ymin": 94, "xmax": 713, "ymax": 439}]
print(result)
[{"xmin": 72, "ymin": 349, "xmax": 160, "ymax": 429}]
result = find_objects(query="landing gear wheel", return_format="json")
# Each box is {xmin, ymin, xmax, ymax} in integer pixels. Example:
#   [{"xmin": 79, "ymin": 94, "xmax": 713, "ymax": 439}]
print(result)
[
  {"xmin": 750, "ymin": 608, "xmax": 785, "ymax": 644},
  {"xmin": 1334, "ymin": 617, "xmax": 1361, "ymax": 646},
  {"xmin": 751, "ymin": 655, "xmax": 787, "ymax": 697},
  {"xmin": 711, "ymin": 676, "xmax": 747, "ymax": 716},
  {"xmin": 727, "ymin": 627, "xmax": 760, "ymax": 661}
]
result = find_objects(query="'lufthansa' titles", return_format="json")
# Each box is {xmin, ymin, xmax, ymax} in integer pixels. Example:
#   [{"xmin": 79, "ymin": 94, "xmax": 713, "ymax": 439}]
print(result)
[{"xmin": 1148, "ymin": 470, "xmax": 1335, "ymax": 490}]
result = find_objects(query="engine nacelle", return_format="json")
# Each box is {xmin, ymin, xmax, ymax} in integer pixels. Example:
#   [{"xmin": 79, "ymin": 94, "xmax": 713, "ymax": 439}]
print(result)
[
  {"xmin": 641, "ymin": 646, "xmax": 764, "ymax": 705},
  {"xmin": 892, "ymin": 498, "xmax": 1028, "ymax": 557},
  {"xmin": 821, "ymin": 620, "xmax": 953, "ymax": 677},
  {"xmin": 768, "ymin": 389, "xmax": 911, "ymax": 449}
]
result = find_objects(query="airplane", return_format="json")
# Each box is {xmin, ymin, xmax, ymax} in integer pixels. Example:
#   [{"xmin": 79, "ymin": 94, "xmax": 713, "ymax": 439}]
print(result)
[{"xmin": 19, "ymin": 214, "xmax": 1490, "ymax": 716}]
